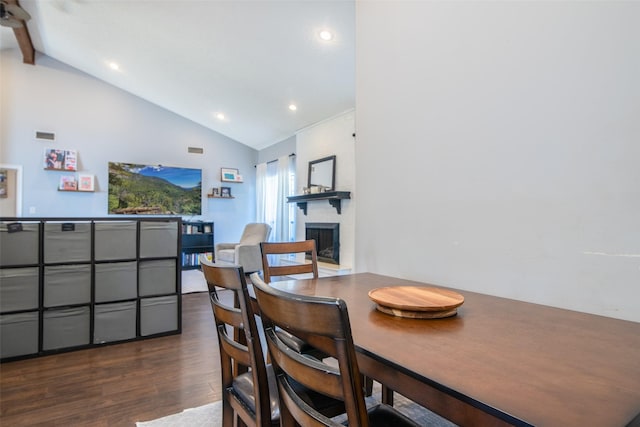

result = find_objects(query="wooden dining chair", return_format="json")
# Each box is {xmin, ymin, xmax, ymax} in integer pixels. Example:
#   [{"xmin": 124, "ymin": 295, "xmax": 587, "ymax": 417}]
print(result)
[
  {"xmin": 260, "ymin": 240, "xmax": 319, "ymax": 282},
  {"xmin": 250, "ymin": 272, "xmax": 420, "ymax": 427},
  {"xmin": 259, "ymin": 239, "xmax": 376, "ymax": 398},
  {"xmin": 200, "ymin": 257, "xmax": 344, "ymax": 427}
]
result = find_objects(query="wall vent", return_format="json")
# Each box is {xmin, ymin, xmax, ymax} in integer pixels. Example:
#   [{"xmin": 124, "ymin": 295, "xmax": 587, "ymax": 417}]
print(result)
[
  {"xmin": 187, "ymin": 147, "xmax": 204, "ymax": 154},
  {"xmin": 36, "ymin": 131, "xmax": 55, "ymax": 140}
]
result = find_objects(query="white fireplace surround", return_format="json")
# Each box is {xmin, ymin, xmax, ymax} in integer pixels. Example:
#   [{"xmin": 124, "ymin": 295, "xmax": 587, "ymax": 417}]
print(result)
[{"xmin": 294, "ymin": 110, "xmax": 355, "ymax": 273}]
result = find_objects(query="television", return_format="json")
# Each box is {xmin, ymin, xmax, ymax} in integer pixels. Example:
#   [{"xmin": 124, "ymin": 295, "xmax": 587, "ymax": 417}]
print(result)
[{"xmin": 108, "ymin": 162, "xmax": 202, "ymax": 215}]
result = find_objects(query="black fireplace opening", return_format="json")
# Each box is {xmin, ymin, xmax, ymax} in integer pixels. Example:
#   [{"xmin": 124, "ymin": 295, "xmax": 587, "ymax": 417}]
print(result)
[{"xmin": 305, "ymin": 223, "xmax": 339, "ymax": 264}]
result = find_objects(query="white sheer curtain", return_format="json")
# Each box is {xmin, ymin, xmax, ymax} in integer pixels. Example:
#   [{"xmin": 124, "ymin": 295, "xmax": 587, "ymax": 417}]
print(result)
[
  {"xmin": 255, "ymin": 155, "xmax": 295, "ymax": 242},
  {"xmin": 255, "ymin": 162, "xmax": 267, "ymax": 224}
]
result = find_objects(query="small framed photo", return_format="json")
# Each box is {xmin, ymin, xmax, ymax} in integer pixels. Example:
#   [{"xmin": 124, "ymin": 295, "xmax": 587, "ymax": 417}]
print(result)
[
  {"xmin": 59, "ymin": 175, "xmax": 77, "ymax": 191},
  {"xmin": 211, "ymin": 187, "xmax": 220, "ymax": 197},
  {"xmin": 220, "ymin": 186, "xmax": 232, "ymax": 197},
  {"xmin": 221, "ymin": 167, "xmax": 242, "ymax": 182},
  {"xmin": 0, "ymin": 169, "xmax": 7, "ymax": 198},
  {"xmin": 78, "ymin": 174, "xmax": 95, "ymax": 192}
]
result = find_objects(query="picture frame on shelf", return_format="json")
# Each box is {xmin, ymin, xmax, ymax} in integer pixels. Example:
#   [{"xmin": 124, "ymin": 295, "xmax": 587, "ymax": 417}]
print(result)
[
  {"xmin": 211, "ymin": 187, "xmax": 220, "ymax": 197},
  {"xmin": 221, "ymin": 167, "xmax": 243, "ymax": 182},
  {"xmin": 59, "ymin": 175, "xmax": 77, "ymax": 191},
  {"xmin": 0, "ymin": 169, "xmax": 7, "ymax": 198},
  {"xmin": 78, "ymin": 174, "xmax": 95, "ymax": 192},
  {"xmin": 44, "ymin": 148, "xmax": 77, "ymax": 171},
  {"xmin": 220, "ymin": 186, "xmax": 231, "ymax": 197}
]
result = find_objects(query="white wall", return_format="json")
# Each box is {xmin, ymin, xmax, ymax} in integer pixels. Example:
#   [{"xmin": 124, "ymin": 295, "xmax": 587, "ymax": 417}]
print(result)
[
  {"xmin": 1, "ymin": 50, "xmax": 258, "ymax": 244},
  {"xmin": 355, "ymin": 2, "xmax": 640, "ymax": 321},
  {"xmin": 257, "ymin": 136, "xmax": 296, "ymax": 164},
  {"xmin": 296, "ymin": 110, "xmax": 355, "ymax": 268}
]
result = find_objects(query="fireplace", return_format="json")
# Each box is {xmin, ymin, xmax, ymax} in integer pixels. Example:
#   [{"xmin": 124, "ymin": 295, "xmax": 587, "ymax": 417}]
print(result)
[{"xmin": 305, "ymin": 223, "xmax": 339, "ymax": 264}]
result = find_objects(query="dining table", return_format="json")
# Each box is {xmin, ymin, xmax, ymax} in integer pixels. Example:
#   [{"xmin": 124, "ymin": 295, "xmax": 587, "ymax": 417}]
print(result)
[{"xmin": 269, "ymin": 272, "xmax": 640, "ymax": 427}]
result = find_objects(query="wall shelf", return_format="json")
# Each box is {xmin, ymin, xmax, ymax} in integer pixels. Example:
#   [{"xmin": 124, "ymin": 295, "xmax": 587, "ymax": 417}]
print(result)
[
  {"xmin": 207, "ymin": 195, "xmax": 235, "ymax": 199},
  {"xmin": 287, "ymin": 191, "xmax": 351, "ymax": 215}
]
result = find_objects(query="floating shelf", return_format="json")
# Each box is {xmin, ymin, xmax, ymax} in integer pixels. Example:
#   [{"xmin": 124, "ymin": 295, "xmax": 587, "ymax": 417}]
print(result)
[
  {"xmin": 207, "ymin": 195, "xmax": 235, "ymax": 199},
  {"xmin": 287, "ymin": 191, "xmax": 351, "ymax": 215}
]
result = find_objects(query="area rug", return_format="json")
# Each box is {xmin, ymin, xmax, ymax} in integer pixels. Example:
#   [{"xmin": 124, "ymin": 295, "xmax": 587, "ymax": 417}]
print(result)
[
  {"xmin": 181, "ymin": 269, "xmax": 208, "ymax": 294},
  {"xmin": 136, "ymin": 401, "xmax": 222, "ymax": 427},
  {"xmin": 136, "ymin": 387, "xmax": 458, "ymax": 426}
]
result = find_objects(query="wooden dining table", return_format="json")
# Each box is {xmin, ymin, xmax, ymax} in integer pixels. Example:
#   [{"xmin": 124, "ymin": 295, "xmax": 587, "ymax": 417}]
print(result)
[{"xmin": 269, "ymin": 273, "xmax": 640, "ymax": 427}]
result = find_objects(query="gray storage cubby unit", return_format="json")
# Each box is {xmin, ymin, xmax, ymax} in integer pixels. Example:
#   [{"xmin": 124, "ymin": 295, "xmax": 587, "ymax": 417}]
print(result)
[
  {"xmin": 0, "ymin": 222, "xmax": 39, "ymax": 266},
  {"xmin": 0, "ymin": 267, "xmax": 39, "ymax": 312},
  {"xmin": 44, "ymin": 222, "xmax": 92, "ymax": 263},
  {"xmin": 95, "ymin": 261, "xmax": 137, "ymax": 302},
  {"xmin": 94, "ymin": 221, "xmax": 137, "ymax": 260},
  {"xmin": 0, "ymin": 217, "xmax": 182, "ymax": 362},
  {"xmin": 139, "ymin": 259, "xmax": 176, "ymax": 296},
  {"xmin": 44, "ymin": 264, "xmax": 92, "ymax": 307},
  {"xmin": 140, "ymin": 295, "xmax": 178, "ymax": 336},
  {"xmin": 43, "ymin": 306, "xmax": 91, "ymax": 350},
  {"xmin": 94, "ymin": 301, "xmax": 137, "ymax": 344},
  {"xmin": 0, "ymin": 312, "xmax": 39, "ymax": 358},
  {"xmin": 140, "ymin": 221, "xmax": 178, "ymax": 258}
]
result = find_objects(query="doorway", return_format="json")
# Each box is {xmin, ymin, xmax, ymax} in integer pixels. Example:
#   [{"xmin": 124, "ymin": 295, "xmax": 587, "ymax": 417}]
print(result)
[{"xmin": 0, "ymin": 164, "xmax": 23, "ymax": 217}]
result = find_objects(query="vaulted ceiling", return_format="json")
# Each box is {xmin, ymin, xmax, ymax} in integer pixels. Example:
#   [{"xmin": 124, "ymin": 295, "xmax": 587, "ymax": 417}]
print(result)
[{"xmin": 1, "ymin": 0, "xmax": 355, "ymax": 150}]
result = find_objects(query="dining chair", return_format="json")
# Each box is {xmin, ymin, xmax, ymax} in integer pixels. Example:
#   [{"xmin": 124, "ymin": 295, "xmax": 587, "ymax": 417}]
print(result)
[
  {"xmin": 260, "ymin": 239, "xmax": 318, "ymax": 282},
  {"xmin": 250, "ymin": 272, "xmax": 420, "ymax": 427},
  {"xmin": 259, "ymin": 239, "xmax": 377, "ymax": 399},
  {"xmin": 259, "ymin": 240, "xmax": 323, "ymax": 354},
  {"xmin": 200, "ymin": 257, "xmax": 344, "ymax": 427}
]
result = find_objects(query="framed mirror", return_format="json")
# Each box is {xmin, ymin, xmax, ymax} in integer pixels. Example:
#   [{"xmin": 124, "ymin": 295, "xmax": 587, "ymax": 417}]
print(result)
[{"xmin": 308, "ymin": 155, "xmax": 336, "ymax": 191}]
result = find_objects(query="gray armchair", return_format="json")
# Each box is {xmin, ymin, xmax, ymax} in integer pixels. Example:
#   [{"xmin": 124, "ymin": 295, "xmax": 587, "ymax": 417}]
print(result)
[{"xmin": 214, "ymin": 223, "xmax": 272, "ymax": 273}]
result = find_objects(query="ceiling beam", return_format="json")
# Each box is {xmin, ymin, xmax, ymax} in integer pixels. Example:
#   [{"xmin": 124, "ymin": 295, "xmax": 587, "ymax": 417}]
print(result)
[{"xmin": 6, "ymin": 0, "xmax": 35, "ymax": 64}]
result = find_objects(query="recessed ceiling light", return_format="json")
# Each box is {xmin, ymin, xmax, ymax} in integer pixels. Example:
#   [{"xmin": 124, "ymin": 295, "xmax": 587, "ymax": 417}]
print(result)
[
  {"xmin": 319, "ymin": 30, "xmax": 333, "ymax": 41},
  {"xmin": 288, "ymin": 104, "xmax": 297, "ymax": 111},
  {"xmin": 216, "ymin": 113, "xmax": 226, "ymax": 121},
  {"xmin": 108, "ymin": 62, "xmax": 120, "ymax": 71}
]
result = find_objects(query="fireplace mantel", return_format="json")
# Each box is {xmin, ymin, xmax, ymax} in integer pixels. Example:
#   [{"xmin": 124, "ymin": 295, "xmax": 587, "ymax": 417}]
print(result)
[{"xmin": 287, "ymin": 191, "xmax": 351, "ymax": 215}]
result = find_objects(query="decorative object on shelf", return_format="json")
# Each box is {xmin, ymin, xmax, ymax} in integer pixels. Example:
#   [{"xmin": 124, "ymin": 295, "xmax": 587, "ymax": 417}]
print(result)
[
  {"xmin": 0, "ymin": 169, "xmax": 7, "ymax": 198},
  {"xmin": 308, "ymin": 155, "xmax": 335, "ymax": 191},
  {"xmin": 207, "ymin": 188, "xmax": 234, "ymax": 199},
  {"xmin": 44, "ymin": 148, "xmax": 77, "ymax": 171},
  {"xmin": 220, "ymin": 167, "xmax": 243, "ymax": 183},
  {"xmin": 309, "ymin": 185, "xmax": 327, "ymax": 194},
  {"xmin": 108, "ymin": 162, "xmax": 202, "ymax": 215},
  {"xmin": 59, "ymin": 175, "xmax": 77, "ymax": 191},
  {"xmin": 78, "ymin": 174, "xmax": 95, "ymax": 192}
]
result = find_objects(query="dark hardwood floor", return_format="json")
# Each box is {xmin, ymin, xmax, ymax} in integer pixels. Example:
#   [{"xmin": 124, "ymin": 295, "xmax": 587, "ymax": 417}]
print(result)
[{"xmin": 0, "ymin": 292, "xmax": 222, "ymax": 426}]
